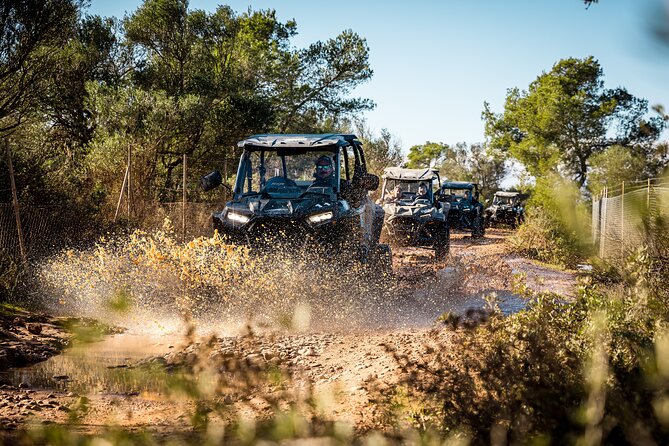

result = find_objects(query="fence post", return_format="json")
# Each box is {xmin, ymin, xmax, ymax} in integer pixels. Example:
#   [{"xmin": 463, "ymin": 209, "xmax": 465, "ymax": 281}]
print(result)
[
  {"xmin": 601, "ymin": 187, "xmax": 608, "ymax": 258},
  {"xmin": 5, "ymin": 139, "xmax": 27, "ymax": 262},
  {"xmin": 113, "ymin": 163, "xmax": 129, "ymax": 223},
  {"xmin": 620, "ymin": 181, "xmax": 625, "ymax": 258},
  {"xmin": 127, "ymin": 144, "xmax": 132, "ymax": 219},
  {"xmin": 182, "ymin": 153, "xmax": 187, "ymax": 242}
]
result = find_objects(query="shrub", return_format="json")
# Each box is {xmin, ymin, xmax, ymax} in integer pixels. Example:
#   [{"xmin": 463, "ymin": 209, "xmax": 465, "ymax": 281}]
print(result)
[
  {"xmin": 392, "ymin": 232, "xmax": 669, "ymax": 443},
  {"xmin": 509, "ymin": 174, "xmax": 592, "ymax": 268}
]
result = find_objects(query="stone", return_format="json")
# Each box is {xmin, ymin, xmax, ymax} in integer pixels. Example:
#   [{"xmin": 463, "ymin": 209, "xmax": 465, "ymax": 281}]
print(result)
[{"xmin": 26, "ymin": 323, "xmax": 42, "ymax": 335}]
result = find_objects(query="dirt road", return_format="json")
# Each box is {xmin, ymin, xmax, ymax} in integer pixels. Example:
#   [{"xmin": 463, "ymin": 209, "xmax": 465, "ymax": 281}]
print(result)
[{"xmin": 0, "ymin": 229, "xmax": 577, "ymax": 435}]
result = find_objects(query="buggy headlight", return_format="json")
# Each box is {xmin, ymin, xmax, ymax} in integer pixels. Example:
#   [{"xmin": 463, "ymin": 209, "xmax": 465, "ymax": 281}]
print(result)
[
  {"xmin": 308, "ymin": 211, "xmax": 333, "ymax": 224},
  {"xmin": 226, "ymin": 211, "xmax": 250, "ymax": 224}
]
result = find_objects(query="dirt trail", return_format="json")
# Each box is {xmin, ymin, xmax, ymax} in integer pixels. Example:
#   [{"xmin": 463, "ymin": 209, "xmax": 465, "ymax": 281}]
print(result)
[{"xmin": 0, "ymin": 229, "xmax": 578, "ymax": 434}]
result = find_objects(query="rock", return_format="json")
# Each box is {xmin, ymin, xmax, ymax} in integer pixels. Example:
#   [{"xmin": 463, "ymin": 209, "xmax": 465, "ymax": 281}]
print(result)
[
  {"xmin": 18, "ymin": 382, "xmax": 29, "ymax": 389},
  {"xmin": 66, "ymin": 392, "xmax": 77, "ymax": 398},
  {"xmin": 53, "ymin": 375, "xmax": 70, "ymax": 381},
  {"xmin": 298, "ymin": 347, "xmax": 318, "ymax": 357},
  {"xmin": 245, "ymin": 353, "xmax": 264, "ymax": 367},
  {"xmin": 26, "ymin": 323, "xmax": 42, "ymax": 335}
]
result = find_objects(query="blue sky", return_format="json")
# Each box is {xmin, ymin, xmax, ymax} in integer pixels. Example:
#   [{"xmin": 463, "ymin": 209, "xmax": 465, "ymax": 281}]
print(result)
[{"xmin": 85, "ymin": 0, "xmax": 669, "ymax": 151}]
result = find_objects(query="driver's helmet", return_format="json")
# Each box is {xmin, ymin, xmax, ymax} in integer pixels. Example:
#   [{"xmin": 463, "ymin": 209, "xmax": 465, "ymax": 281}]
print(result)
[{"xmin": 314, "ymin": 155, "xmax": 334, "ymax": 179}]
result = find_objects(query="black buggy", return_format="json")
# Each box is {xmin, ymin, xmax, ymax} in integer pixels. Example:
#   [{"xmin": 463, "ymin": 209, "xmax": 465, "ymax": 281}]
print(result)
[
  {"xmin": 201, "ymin": 134, "xmax": 391, "ymax": 271},
  {"xmin": 484, "ymin": 191, "xmax": 525, "ymax": 229},
  {"xmin": 438, "ymin": 181, "xmax": 485, "ymax": 238},
  {"xmin": 379, "ymin": 167, "xmax": 450, "ymax": 260}
]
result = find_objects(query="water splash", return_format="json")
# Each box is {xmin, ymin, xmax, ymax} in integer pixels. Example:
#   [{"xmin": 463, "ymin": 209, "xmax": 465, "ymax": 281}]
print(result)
[{"xmin": 35, "ymin": 222, "xmax": 402, "ymax": 334}]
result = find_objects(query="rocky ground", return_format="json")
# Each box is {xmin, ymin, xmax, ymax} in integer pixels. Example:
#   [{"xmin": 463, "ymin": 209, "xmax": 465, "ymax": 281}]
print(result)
[
  {"xmin": 0, "ymin": 229, "xmax": 579, "ymax": 438},
  {"xmin": 0, "ymin": 308, "xmax": 70, "ymax": 372}
]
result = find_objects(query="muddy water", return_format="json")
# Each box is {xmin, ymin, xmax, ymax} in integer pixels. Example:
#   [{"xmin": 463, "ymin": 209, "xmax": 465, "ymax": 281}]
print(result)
[{"xmin": 1, "ymin": 332, "xmax": 175, "ymax": 394}]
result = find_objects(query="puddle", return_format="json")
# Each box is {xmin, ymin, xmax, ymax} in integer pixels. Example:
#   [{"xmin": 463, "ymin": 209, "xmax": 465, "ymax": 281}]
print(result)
[{"xmin": 0, "ymin": 332, "xmax": 175, "ymax": 394}]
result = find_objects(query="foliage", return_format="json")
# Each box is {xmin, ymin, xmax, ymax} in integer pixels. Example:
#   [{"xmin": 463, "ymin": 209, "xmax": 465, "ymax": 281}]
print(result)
[
  {"xmin": 406, "ymin": 141, "xmax": 449, "ymax": 168},
  {"xmin": 0, "ymin": 0, "xmax": 81, "ymax": 135},
  {"xmin": 0, "ymin": 250, "xmax": 21, "ymax": 302},
  {"xmin": 587, "ymin": 144, "xmax": 647, "ymax": 196},
  {"xmin": 405, "ymin": 141, "xmax": 506, "ymax": 197},
  {"xmin": 349, "ymin": 119, "xmax": 403, "ymax": 177},
  {"xmin": 509, "ymin": 174, "xmax": 592, "ymax": 267},
  {"xmin": 439, "ymin": 142, "xmax": 507, "ymax": 198},
  {"xmin": 484, "ymin": 57, "xmax": 665, "ymax": 188},
  {"xmin": 392, "ymin": 243, "xmax": 669, "ymax": 443}
]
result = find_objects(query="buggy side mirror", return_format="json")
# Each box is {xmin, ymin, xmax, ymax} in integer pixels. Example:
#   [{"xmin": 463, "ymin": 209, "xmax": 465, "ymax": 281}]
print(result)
[{"xmin": 200, "ymin": 170, "xmax": 222, "ymax": 192}]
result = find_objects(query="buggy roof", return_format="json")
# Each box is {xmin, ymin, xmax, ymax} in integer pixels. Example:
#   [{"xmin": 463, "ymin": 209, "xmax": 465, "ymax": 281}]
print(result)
[
  {"xmin": 494, "ymin": 191, "xmax": 520, "ymax": 198},
  {"xmin": 382, "ymin": 167, "xmax": 439, "ymax": 181},
  {"xmin": 441, "ymin": 181, "xmax": 477, "ymax": 190},
  {"xmin": 238, "ymin": 134, "xmax": 359, "ymax": 150}
]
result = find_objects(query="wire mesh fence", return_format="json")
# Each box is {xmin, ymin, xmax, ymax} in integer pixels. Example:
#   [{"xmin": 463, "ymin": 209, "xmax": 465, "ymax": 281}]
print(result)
[
  {"xmin": 0, "ymin": 201, "xmax": 222, "ymax": 261},
  {"xmin": 0, "ymin": 204, "xmax": 82, "ymax": 259},
  {"xmin": 592, "ymin": 178, "xmax": 669, "ymax": 260},
  {"xmin": 0, "ymin": 148, "xmax": 238, "ymax": 262}
]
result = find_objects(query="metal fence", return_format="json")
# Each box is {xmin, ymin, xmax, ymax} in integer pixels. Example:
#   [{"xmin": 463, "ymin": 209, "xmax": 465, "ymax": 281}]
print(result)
[
  {"xmin": 592, "ymin": 178, "xmax": 669, "ymax": 260},
  {"xmin": 0, "ymin": 204, "xmax": 78, "ymax": 259},
  {"xmin": 0, "ymin": 201, "xmax": 220, "ymax": 261}
]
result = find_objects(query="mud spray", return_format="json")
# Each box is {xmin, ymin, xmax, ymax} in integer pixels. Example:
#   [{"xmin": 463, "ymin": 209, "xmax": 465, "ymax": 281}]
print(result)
[{"xmin": 33, "ymin": 223, "xmax": 420, "ymax": 337}]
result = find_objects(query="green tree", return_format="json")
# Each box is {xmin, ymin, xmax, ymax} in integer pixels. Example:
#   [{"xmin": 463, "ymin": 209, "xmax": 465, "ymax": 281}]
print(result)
[
  {"xmin": 275, "ymin": 30, "xmax": 374, "ymax": 132},
  {"xmin": 587, "ymin": 145, "xmax": 647, "ymax": 196},
  {"xmin": 406, "ymin": 141, "xmax": 449, "ymax": 168},
  {"xmin": 438, "ymin": 142, "xmax": 506, "ymax": 198},
  {"xmin": 484, "ymin": 57, "xmax": 665, "ymax": 188},
  {"xmin": 0, "ymin": 0, "xmax": 81, "ymax": 134},
  {"xmin": 350, "ymin": 119, "xmax": 402, "ymax": 176},
  {"xmin": 40, "ymin": 16, "xmax": 129, "ymax": 157}
]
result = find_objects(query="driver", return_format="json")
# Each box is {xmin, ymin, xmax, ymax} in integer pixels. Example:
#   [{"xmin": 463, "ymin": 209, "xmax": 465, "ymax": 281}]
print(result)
[
  {"xmin": 416, "ymin": 183, "xmax": 429, "ymax": 200},
  {"xmin": 312, "ymin": 155, "xmax": 335, "ymax": 187},
  {"xmin": 462, "ymin": 190, "xmax": 473, "ymax": 205}
]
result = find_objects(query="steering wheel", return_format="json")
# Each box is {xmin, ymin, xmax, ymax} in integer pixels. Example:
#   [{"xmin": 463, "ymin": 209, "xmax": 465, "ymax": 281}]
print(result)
[{"xmin": 265, "ymin": 176, "xmax": 297, "ymax": 189}]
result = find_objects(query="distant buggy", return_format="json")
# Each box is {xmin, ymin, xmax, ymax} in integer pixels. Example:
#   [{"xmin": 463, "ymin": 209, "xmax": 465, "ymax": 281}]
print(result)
[
  {"xmin": 379, "ymin": 167, "xmax": 450, "ymax": 260},
  {"xmin": 438, "ymin": 181, "xmax": 485, "ymax": 238},
  {"xmin": 200, "ymin": 134, "xmax": 391, "ymax": 272},
  {"xmin": 484, "ymin": 191, "xmax": 524, "ymax": 229}
]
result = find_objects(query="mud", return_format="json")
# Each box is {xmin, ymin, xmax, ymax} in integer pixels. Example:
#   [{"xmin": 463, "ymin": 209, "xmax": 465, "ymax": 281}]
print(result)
[{"xmin": 0, "ymin": 228, "xmax": 578, "ymax": 435}]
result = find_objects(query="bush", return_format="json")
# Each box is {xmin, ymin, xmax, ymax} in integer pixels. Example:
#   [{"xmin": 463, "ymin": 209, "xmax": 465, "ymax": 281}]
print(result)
[
  {"xmin": 509, "ymin": 174, "xmax": 592, "ymax": 268},
  {"xmin": 391, "ymin": 236, "xmax": 669, "ymax": 443}
]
